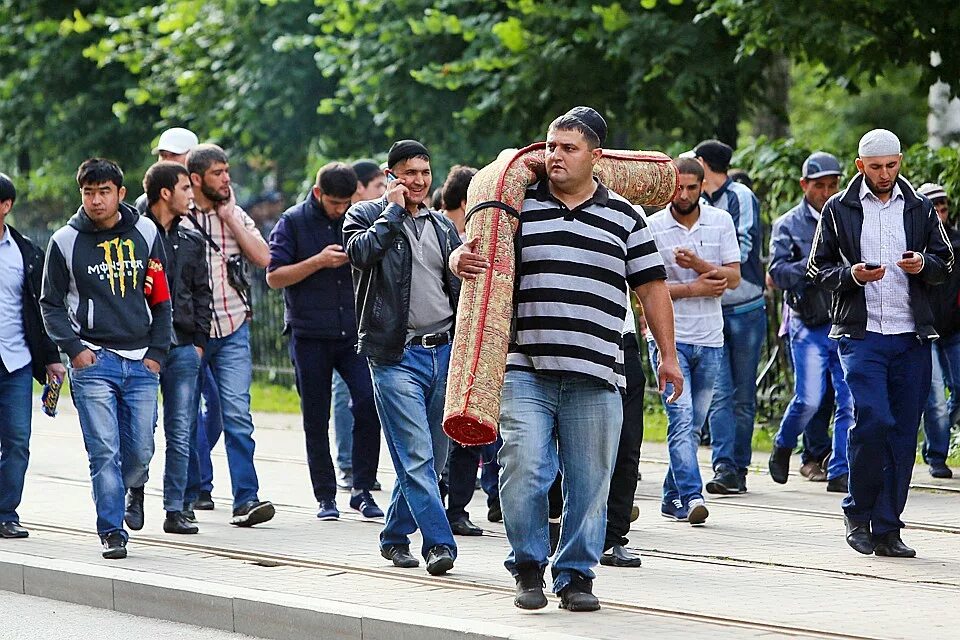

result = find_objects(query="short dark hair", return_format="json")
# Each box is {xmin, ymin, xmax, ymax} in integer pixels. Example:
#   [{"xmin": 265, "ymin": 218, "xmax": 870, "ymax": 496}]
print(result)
[
  {"xmin": 187, "ymin": 143, "xmax": 229, "ymax": 177},
  {"xmin": 352, "ymin": 160, "xmax": 381, "ymax": 187},
  {"xmin": 441, "ymin": 165, "xmax": 477, "ymax": 210},
  {"xmin": 143, "ymin": 162, "xmax": 190, "ymax": 205},
  {"xmin": 0, "ymin": 172, "xmax": 15, "ymax": 203},
  {"xmin": 548, "ymin": 115, "xmax": 601, "ymax": 150},
  {"xmin": 674, "ymin": 157, "xmax": 704, "ymax": 182},
  {"xmin": 316, "ymin": 162, "xmax": 358, "ymax": 199},
  {"xmin": 431, "ymin": 189, "xmax": 444, "ymax": 210},
  {"xmin": 729, "ymin": 168, "xmax": 753, "ymax": 190},
  {"xmin": 76, "ymin": 158, "xmax": 124, "ymax": 189}
]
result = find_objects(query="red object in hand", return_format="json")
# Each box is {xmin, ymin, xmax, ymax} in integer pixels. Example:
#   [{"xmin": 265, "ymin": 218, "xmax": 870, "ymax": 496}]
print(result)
[{"xmin": 144, "ymin": 258, "xmax": 171, "ymax": 306}]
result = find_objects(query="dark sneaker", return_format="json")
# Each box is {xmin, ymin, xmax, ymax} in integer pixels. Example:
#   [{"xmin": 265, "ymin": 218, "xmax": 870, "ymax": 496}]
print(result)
[
  {"xmin": 487, "ymin": 499, "xmax": 502, "ymax": 523},
  {"xmin": 705, "ymin": 467, "xmax": 739, "ymax": 495},
  {"xmin": 600, "ymin": 545, "xmax": 642, "ymax": 568},
  {"xmin": 0, "ymin": 522, "xmax": 29, "ymax": 538},
  {"xmin": 163, "ymin": 511, "xmax": 199, "ymax": 535},
  {"xmin": 827, "ymin": 473, "xmax": 849, "ymax": 493},
  {"xmin": 929, "ymin": 461, "xmax": 953, "ymax": 479},
  {"xmin": 738, "ymin": 469, "xmax": 748, "ymax": 494},
  {"xmin": 425, "ymin": 545, "xmax": 455, "ymax": 576},
  {"xmin": 381, "ymin": 544, "xmax": 419, "ymax": 568},
  {"xmin": 124, "ymin": 486, "xmax": 144, "ymax": 531},
  {"xmin": 349, "ymin": 491, "xmax": 383, "ymax": 519},
  {"xmin": 514, "ymin": 564, "xmax": 548, "ymax": 609},
  {"xmin": 768, "ymin": 446, "xmax": 791, "ymax": 484},
  {"xmin": 372, "ymin": 480, "xmax": 382, "ymax": 491},
  {"xmin": 548, "ymin": 520, "xmax": 561, "ymax": 556},
  {"xmin": 660, "ymin": 498, "xmax": 688, "ymax": 522},
  {"xmin": 194, "ymin": 490, "xmax": 214, "ymax": 511},
  {"xmin": 101, "ymin": 532, "xmax": 127, "ymax": 559},
  {"xmin": 558, "ymin": 574, "xmax": 600, "ymax": 612},
  {"xmin": 316, "ymin": 499, "xmax": 340, "ymax": 521},
  {"xmin": 230, "ymin": 500, "xmax": 276, "ymax": 527},
  {"xmin": 687, "ymin": 498, "xmax": 709, "ymax": 526},
  {"xmin": 450, "ymin": 518, "xmax": 483, "ymax": 536}
]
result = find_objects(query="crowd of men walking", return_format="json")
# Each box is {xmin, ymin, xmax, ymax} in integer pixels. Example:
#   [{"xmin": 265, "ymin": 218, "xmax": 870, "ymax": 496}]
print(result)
[{"xmin": 0, "ymin": 106, "xmax": 956, "ymax": 613}]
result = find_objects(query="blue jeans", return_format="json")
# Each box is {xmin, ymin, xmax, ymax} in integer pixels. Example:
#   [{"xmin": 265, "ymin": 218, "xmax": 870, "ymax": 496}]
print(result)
[
  {"xmin": 937, "ymin": 333, "xmax": 960, "ymax": 427},
  {"xmin": 69, "ymin": 351, "xmax": 159, "ymax": 538},
  {"xmin": 0, "ymin": 364, "xmax": 33, "ymax": 523},
  {"xmin": 709, "ymin": 305, "xmax": 767, "ymax": 472},
  {"xmin": 775, "ymin": 319, "xmax": 853, "ymax": 479},
  {"xmin": 159, "ymin": 345, "xmax": 202, "ymax": 512},
  {"xmin": 445, "ymin": 437, "xmax": 501, "ymax": 523},
  {"xmin": 923, "ymin": 341, "xmax": 956, "ymax": 465},
  {"xmin": 498, "ymin": 369, "xmax": 622, "ymax": 593},
  {"xmin": 369, "ymin": 344, "xmax": 455, "ymax": 559},
  {"xmin": 331, "ymin": 371, "xmax": 354, "ymax": 473},
  {"xmin": 189, "ymin": 363, "xmax": 222, "ymax": 500},
  {"xmin": 650, "ymin": 342, "xmax": 722, "ymax": 506},
  {"xmin": 198, "ymin": 322, "xmax": 260, "ymax": 508},
  {"xmin": 838, "ymin": 333, "xmax": 930, "ymax": 535}
]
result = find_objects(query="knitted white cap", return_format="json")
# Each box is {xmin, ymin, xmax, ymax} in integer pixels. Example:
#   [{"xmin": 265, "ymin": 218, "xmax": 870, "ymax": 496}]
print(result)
[{"xmin": 857, "ymin": 129, "xmax": 901, "ymax": 158}]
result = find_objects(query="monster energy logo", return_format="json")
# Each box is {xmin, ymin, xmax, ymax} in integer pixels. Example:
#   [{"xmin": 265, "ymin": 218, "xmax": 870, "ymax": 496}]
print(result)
[{"xmin": 91, "ymin": 238, "xmax": 141, "ymax": 296}]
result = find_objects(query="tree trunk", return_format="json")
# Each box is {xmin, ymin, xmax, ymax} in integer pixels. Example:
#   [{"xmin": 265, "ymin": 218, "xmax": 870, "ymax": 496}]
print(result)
[{"xmin": 753, "ymin": 55, "xmax": 791, "ymax": 140}]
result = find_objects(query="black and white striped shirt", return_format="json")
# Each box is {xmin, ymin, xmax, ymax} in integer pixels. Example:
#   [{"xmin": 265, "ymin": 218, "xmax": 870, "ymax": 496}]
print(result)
[{"xmin": 507, "ymin": 180, "xmax": 666, "ymax": 390}]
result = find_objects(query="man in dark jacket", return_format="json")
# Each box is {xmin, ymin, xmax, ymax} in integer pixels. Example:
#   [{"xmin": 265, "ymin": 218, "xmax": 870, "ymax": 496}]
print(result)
[
  {"xmin": 41, "ymin": 158, "xmax": 173, "ymax": 559},
  {"xmin": 918, "ymin": 182, "xmax": 959, "ymax": 479},
  {"xmin": 0, "ymin": 173, "xmax": 65, "ymax": 539},
  {"xmin": 808, "ymin": 129, "xmax": 953, "ymax": 558},
  {"xmin": 267, "ymin": 162, "xmax": 383, "ymax": 522},
  {"xmin": 127, "ymin": 161, "xmax": 212, "ymax": 535},
  {"xmin": 343, "ymin": 140, "xmax": 462, "ymax": 576}
]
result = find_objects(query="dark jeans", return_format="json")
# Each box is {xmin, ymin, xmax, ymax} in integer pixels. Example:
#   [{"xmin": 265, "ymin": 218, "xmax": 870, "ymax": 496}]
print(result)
[
  {"xmin": 0, "ymin": 363, "xmax": 32, "ymax": 523},
  {"xmin": 446, "ymin": 438, "xmax": 500, "ymax": 523},
  {"xmin": 290, "ymin": 334, "xmax": 381, "ymax": 501},
  {"xmin": 188, "ymin": 363, "xmax": 222, "ymax": 502}
]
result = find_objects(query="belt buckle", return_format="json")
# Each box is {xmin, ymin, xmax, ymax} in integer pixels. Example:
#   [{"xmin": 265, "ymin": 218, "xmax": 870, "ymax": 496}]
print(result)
[{"xmin": 421, "ymin": 333, "xmax": 438, "ymax": 348}]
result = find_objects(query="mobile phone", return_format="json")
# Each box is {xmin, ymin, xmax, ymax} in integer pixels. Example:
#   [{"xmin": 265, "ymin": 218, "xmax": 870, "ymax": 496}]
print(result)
[
  {"xmin": 864, "ymin": 262, "xmax": 881, "ymax": 270},
  {"xmin": 385, "ymin": 170, "xmax": 398, "ymax": 184},
  {"xmin": 902, "ymin": 251, "xmax": 914, "ymax": 259}
]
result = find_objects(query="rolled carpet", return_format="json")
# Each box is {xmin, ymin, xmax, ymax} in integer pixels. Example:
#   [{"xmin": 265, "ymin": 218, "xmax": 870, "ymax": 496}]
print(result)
[{"xmin": 443, "ymin": 142, "xmax": 678, "ymax": 445}]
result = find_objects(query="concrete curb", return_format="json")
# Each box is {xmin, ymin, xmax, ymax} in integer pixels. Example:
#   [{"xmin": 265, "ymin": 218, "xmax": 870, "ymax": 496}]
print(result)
[{"xmin": 0, "ymin": 551, "xmax": 589, "ymax": 640}]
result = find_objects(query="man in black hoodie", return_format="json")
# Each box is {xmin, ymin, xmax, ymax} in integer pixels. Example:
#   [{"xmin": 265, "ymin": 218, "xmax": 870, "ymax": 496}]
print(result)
[{"xmin": 41, "ymin": 158, "xmax": 173, "ymax": 559}]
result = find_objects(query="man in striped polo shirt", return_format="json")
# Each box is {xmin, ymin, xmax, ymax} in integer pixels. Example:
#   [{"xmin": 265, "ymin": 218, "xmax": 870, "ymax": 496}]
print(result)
[{"xmin": 451, "ymin": 107, "xmax": 682, "ymax": 612}]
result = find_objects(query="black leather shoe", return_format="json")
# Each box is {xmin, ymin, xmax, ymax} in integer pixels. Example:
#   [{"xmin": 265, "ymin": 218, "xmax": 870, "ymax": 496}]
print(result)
[
  {"xmin": 230, "ymin": 500, "xmax": 275, "ymax": 527},
  {"xmin": 549, "ymin": 520, "xmax": 561, "ymax": 556},
  {"xmin": 600, "ymin": 545, "xmax": 642, "ymax": 567},
  {"xmin": 514, "ymin": 564, "xmax": 548, "ymax": 609},
  {"xmin": 738, "ymin": 469, "xmax": 748, "ymax": 494},
  {"xmin": 124, "ymin": 486, "xmax": 144, "ymax": 531},
  {"xmin": 425, "ymin": 545, "xmax": 455, "ymax": 576},
  {"xmin": 873, "ymin": 531, "xmax": 916, "ymax": 558},
  {"xmin": 705, "ymin": 467, "xmax": 739, "ymax": 495},
  {"xmin": 929, "ymin": 462, "xmax": 953, "ymax": 479},
  {"xmin": 163, "ymin": 511, "xmax": 199, "ymax": 534},
  {"xmin": 487, "ymin": 499, "xmax": 502, "ymax": 523},
  {"xmin": 768, "ymin": 446, "xmax": 791, "ymax": 484},
  {"xmin": 194, "ymin": 490, "xmax": 215, "ymax": 510},
  {"xmin": 182, "ymin": 506, "xmax": 197, "ymax": 523},
  {"xmin": 101, "ymin": 532, "xmax": 127, "ymax": 559},
  {"xmin": 381, "ymin": 544, "xmax": 419, "ymax": 568},
  {"xmin": 844, "ymin": 516, "xmax": 875, "ymax": 555},
  {"xmin": 450, "ymin": 518, "xmax": 483, "ymax": 536},
  {"xmin": 827, "ymin": 473, "xmax": 849, "ymax": 493},
  {"xmin": 0, "ymin": 522, "xmax": 29, "ymax": 538},
  {"xmin": 558, "ymin": 574, "xmax": 600, "ymax": 612}
]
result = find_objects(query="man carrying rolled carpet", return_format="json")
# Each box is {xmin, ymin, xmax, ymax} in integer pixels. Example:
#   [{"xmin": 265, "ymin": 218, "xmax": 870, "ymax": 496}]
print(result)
[{"xmin": 450, "ymin": 106, "xmax": 683, "ymax": 612}]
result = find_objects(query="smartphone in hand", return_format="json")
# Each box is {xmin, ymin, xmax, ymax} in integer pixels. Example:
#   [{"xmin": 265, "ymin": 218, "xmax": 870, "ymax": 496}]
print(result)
[{"xmin": 864, "ymin": 263, "xmax": 881, "ymax": 270}]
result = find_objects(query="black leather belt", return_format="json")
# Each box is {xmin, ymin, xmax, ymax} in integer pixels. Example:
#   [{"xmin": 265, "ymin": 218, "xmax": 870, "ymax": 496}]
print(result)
[{"xmin": 407, "ymin": 331, "xmax": 451, "ymax": 348}]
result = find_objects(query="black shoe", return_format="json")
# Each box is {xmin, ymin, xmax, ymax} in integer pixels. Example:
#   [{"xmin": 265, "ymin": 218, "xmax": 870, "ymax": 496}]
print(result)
[
  {"xmin": 514, "ymin": 564, "xmax": 547, "ymax": 609},
  {"xmin": 372, "ymin": 480, "xmax": 382, "ymax": 491},
  {"xmin": 450, "ymin": 518, "xmax": 483, "ymax": 536},
  {"xmin": 425, "ymin": 545, "xmax": 455, "ymax": 576},
  {"xmin": 194, "ymin": 490, "xmax": 215, "ymax": 510},
  {"xmin": 768, "ymin": 446, "xmax": 791, "ymax": 484},
  {"xmin": 381, "ymin": 544, "xmax": 419, "ymax": 568},
  {"xmin": 844, "ymin": 516, "xmax": 875, "ymax": 555},
  {"xmin": 549, "ymin": 520, "xmax": 561, "ymax": 556},
  {"xmin": 929, "ymin": 461, "xmax": 953, "ymax": 479},
  {"xmin": 0, "ymin": 522, "xmax": 29, "ymax": 538},
  {"xmin": 873, "ymin": 531, "xmax": 916, "ymax": 558},
  {"xmin": 101, "ymin": 532, "xmax": 127, "ymax": 559},
  {"xmin": 182, "ymin": 506, "xmax": 197, "ymax": 523},
  {"xmin": 163, "ymin": 511, "xmax": 199, "ymax": 535},
  {"xmin": 487, "ymin": 499, "xmax": 502, "ymax": 523},
  {"xmin": 230, "ymin": 500, "xmax": 275, "ymax": 527},
  {"xmin": 558, "ymin": 574, "xmax": 600, "ymax": 612},
  {"xmin": 124, "ymin": 486, "xmax": 144, "ymax": 531},
  {"xmin": 738, "ymin": 469, "xmax": 748, "ymax": 494},
  {"xmin": 600, "ymin": 545, "xmax": 642, "ymax": 567},
  {"xmin": 705, "ymin": 467, "xmax": 739, "ymax": 495},
  {"xmin": 827, "ymin": 473, "xmax": 849, "ymax": 493}
]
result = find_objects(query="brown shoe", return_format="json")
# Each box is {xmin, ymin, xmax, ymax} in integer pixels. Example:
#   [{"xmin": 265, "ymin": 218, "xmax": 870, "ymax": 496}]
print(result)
[{"xmin": 799, "ymin": 461, "xmax": 827, "ymax": 482}]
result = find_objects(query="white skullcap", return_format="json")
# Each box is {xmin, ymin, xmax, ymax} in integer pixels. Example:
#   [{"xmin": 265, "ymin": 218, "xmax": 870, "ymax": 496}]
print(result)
[{"xmin": 857, "ymin": 129, "xmax": 901, "ymax": 158}]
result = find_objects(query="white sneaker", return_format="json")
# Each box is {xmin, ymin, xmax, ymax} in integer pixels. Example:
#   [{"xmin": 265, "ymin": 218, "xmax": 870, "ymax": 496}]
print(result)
[{"xmin": 687, "ymin": 498, "xmax": 709, "ymax": 526}]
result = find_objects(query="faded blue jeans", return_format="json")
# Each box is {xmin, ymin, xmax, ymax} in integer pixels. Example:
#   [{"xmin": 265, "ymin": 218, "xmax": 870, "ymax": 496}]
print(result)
[
  {"xmin": 922, "ymin": 338, "xmax": 960, "ymax": 465},
  {"xmin": 369, "ymin": 344, "xmax": 455, "ymax": 559},
  {"xmin": 159, "ymin": 345, "xmax": 202, "ymax": 512},
  {"xmin": 0, "ymin": 363, "xmax": 33, "ymax": 524},
  {"xmin": 331, "ymin": 371, "xmax": 354, "ymax": 474},
  {"xmin": 69, "ymin": 351, "xmax": 159, "ymax": 539},
  {"xmin": 498, "ymin": 369, "xmax": 622, "ymax": 593},
  {"xmin": 650, "ymin": 342, "xmax": 722, "ymax": 507}
]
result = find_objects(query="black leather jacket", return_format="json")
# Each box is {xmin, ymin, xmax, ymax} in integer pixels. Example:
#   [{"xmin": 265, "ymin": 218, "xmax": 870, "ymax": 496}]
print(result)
[
  {"xmin": 343, "ymin": 198, "xmax": 462, "ymax": 363},
  {"xmin": 8, "ymin": 225, "xmax": 60, "ymax": 383},
  {"xmin": 807, "ymin": 175, "xmax": 954, "ymax": 340}
]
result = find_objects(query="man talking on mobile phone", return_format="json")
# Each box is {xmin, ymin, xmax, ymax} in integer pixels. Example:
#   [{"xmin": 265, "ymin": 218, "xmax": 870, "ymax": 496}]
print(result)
[{"xmin": 808, "ymin": 129, "xmax": 953, "ymax": 558}]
